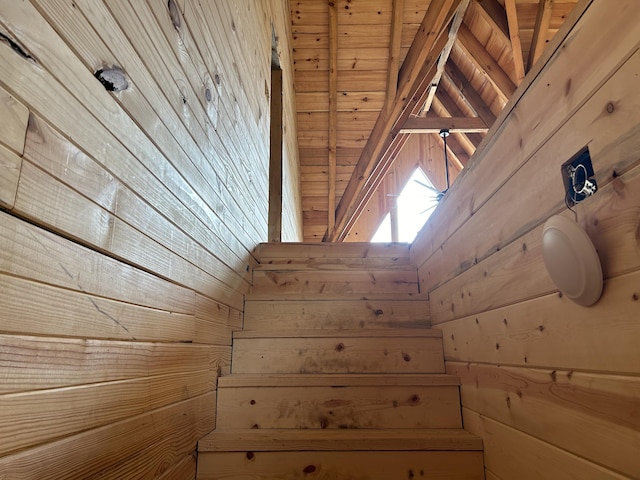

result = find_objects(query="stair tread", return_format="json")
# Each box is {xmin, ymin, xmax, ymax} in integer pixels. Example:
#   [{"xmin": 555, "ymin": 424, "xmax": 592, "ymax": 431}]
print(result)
[
  {"xmin": 233, "ymin": 328, "xmax": 442, "ymax": 339},
  {"xmin": 254, "ymin": 242, "xmax": 411, "ymax": 260},
  {"xmin": 252, "ymin": 262, "xmax": 417, "ymax": 271},
  {"xmin": 199, "ymin": 428, "xmax": 482, "ymax": 452},
  {"xmin": 218, "ymin": 373, "xmax": 459, "ymax": 388},
  {"xmin": 246, "ymin": 292, "xmax": 427, "ymax": 301}
]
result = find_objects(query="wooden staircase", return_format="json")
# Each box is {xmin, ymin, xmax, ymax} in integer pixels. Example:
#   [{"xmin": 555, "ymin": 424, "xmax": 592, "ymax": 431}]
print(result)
[{"xmin": 197, "ymin": 243, "xmax": 484, "ymax": 479}]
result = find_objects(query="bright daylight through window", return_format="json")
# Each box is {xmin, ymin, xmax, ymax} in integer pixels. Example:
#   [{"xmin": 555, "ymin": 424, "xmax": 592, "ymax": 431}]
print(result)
[{"xmin": 371, "ymin": 168, "xmax": 439, "ymax": 243}]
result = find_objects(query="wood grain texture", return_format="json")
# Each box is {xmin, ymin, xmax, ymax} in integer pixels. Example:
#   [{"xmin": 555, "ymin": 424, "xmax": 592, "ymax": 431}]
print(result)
[
  {"xmin": 0, "ymin": 393, "xmax": 215, "ymax": 480},
  {"xmin": 199, "ymin": 428, "xmax": 482, "ymax": 451},
  {"xmin": 0, "ymin": 85, "xmax": 29, "ymax": 154},
  {"xmin": 198, "ymin": 450, "xmax": 484, "ymax": 480},
  {"xmin": 0, "ymin": 143, "xmax": 21, "ymax": 208},
  {"xmin": 0, "ymin": 335, "xmax": 228, "ymax": 394},
  {"xmin": 244, "ymin": 297, "xmax": 429, "ymax": 330},
  {"xmin": 232, "ymin": 336, "xmax": 444, "ymax": 374},
  {"xmin": 217, "ymin": 382, "xmax": 461, "ymax": 430},
  {"xmin": 463, "ymin": 408, "xmax": 629, "ymax": 480},
  {"xmin": 450, "ymin": 362, "xmax": 640, "ymax": 478},
  {"xmin": 0, "ymin": 370, "xmax": 214, "ymax": 456}
]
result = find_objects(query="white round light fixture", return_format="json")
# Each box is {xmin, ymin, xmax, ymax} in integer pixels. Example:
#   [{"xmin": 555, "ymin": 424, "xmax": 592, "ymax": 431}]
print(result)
[{"xmin": 541, "ymin": 215, "xmax": 603, "ymax": 306}]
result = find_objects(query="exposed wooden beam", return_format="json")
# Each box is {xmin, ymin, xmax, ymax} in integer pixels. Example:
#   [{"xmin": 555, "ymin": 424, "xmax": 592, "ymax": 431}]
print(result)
[
  {"xmin": 400, "ymin": 116, "xmax": 488, "ymax": 134},
  {"xmin": 421, "ymin": 0, "xmax": 471, "ymax": 114},
  {"xmin": 327, "ymin": 1, "xmax": 338, "ymax": 234},
  {"xmin": 528, "ymin": 0, "xmax": 554, "ymax": 71},
  {"xmin": 474, "ymin": 0, "xmax": 509, "ymax": 44},
  {"xmin": 327, "ymin": 0, "xmax": 461, "ymax": 242},
  {"xmin": 444, "ymin": 61, "xmax": 497, "ymax": 127},
  {"xmin": 385, "ymin": 0, "xmax": 405, "ymax": 112},
  {"xmin": 457, "ymin": 23, "xmax": 517, "ymax": 103},
  {"xmin": 431, "ymin": 95, "xmax": 477, "ymax": 158},
  {"xmin": 504, "ymin": 0, "xmax": 525, "ymax": 84}
]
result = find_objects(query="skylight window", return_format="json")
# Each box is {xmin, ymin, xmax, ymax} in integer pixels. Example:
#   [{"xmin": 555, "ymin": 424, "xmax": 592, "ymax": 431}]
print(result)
[{"xmin": 371, "ymin": 168, "xmax": 439, "ymax": 243}]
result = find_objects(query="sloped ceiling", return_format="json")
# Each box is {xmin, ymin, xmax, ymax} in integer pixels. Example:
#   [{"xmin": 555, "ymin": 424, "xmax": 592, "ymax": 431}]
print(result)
[{"xmin": 291, "ymin": 0, "xmax": 578, "ymax": 242}]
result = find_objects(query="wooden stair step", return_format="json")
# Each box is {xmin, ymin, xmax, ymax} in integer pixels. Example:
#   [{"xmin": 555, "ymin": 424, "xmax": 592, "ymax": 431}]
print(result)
[
  {"xmin": 231, "ymin": 334, "xmax": 445, "ymax": 374},
  {"xmin": 197, "ymin": 430, "xmax": 484, "ymax": 479},
  {"xmin": 252, "ymin": 261, "xmax": 417, "ymax": 271},
  {"xmin": 218, "ymin": 373, "xmax": 459, "ymax": 388},
  {"xmin": 245, "ymin": 291, "xmax": 426, "ymax": 301},
  {"xmin": 253, "ymin": 242, "xmax": 411, "ymax": 262},
  {"xmin": 243, "ymin": 297, "xmax": 430, "ymax": 330},
  {"xmin": 251, "ymin": 268, "xmax": 420, "ymax": 295},
  {"xmin": 216, "ymin": 374, "xmax": 462, "ymax": 430},
  {"xmin": 233, "ymin": 328, "xmax": 442, "ymax": 339},
  {"xmin": 198, "ymin": 428, "xmax": 483, "ymax": 451}
]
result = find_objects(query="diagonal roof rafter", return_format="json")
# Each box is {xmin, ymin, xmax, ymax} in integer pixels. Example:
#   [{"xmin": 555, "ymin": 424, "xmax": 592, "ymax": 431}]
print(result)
[{"xmin": 327, "ymin": 0, "xmax": 464, "ymax": 242}]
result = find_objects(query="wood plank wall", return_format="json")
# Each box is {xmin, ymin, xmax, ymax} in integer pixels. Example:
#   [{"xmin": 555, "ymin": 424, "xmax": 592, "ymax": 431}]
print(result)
[
  {"xmin": 0, "ymin": 0, "xmax": 299, "ymax": 478},
  {"xmin": 410, "ymin": 0, "xmax": 640, "ymax": 478}
]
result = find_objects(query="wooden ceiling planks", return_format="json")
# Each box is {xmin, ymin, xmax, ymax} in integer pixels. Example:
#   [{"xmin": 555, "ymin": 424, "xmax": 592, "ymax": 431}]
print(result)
[{"xmin": 292, "ymin": 0, "xmax": 578, "ymax": 242}]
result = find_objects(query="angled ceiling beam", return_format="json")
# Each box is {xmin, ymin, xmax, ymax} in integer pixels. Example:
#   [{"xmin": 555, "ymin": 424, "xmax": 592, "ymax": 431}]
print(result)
[
  {"xmin": 474, "ymin": 0, "xmax": 509, "ymax": 44},
  {"xmin": 327, "ymin": 0, "xmax": 461, "ymax": 242},
  {"xmin": 385, "ymin": 0, "xmax": 405, "ymax": 112},
  {"xmin": 457, "ymin": 23, "xmax": 517, "ymax": 104},
  {"xmin": 327, "ymin": 1, "xmax": 338, "ymax": 234},
  {"xmin": 504, "ymin": 0, "xmax": 525, "ymax": 84},
  {"xmin": 421, "ymin": 0, "xmax": 471, "ymax": 114},
  {"xmin": 444, "ymin": 61, "xmax": 497, "ymax": 126},
  {"xmin": 528, "ymin": 0, "xmax": 554, "ymax": 71},
  {"xmin": 400, "ymin": 116, "xmax": 488, "ymax": 134}
]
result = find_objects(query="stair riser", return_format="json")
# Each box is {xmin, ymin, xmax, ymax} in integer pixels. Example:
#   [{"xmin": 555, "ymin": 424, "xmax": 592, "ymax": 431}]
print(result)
[
  {"xmin": 198, "ymin": 451, "xmax": 484, "ymax": 479},
  {"xmin": 251, "ymin": 270, "xmax": 419, "ymax": 295},
  {"xmin": 216, "ymin": 385, "xmax": 461, "ymax": 430},
  {"xmin": 231, "ymin": 337, "xmax": 445, "ymax": 374},
  {"xmin": 244, "ymin": 299, "xmax": 430, "ymax": 330}
]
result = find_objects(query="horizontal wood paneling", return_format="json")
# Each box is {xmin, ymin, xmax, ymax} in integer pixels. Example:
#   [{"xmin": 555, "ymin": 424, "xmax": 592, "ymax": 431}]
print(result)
[
  {"xmin": 410, "ymin": 1, "xmax": 640, "ymax": 478},
  {"xmin": 0, "ymin": 393, "xmax": 216, "ymax": 480},
  {"xmin": 0, "ymin": 0, "xmax": 299, "ymax": 477},
  {"xmin": 463, "ymin": 408, "xmax": 628, "ymax": 480}
]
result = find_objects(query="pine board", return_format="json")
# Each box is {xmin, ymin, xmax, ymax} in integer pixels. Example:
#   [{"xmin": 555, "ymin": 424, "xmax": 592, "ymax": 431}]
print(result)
[
  {"xmin": 450, "ymin": 362, "xmax": 640, "ymax": 477},
  {"xmin": 0, "ymin": 335, "xmax": 227, "ymax": 394},
  {"xmin": 232, "ymin": 336, "xmax": 444, "ymax": 374},
  {"xmin": 0, "ymin": 143, "xmax": 21, "ymax": 209},
  {"xmin": 217, "ymin": 384, "xmax": 461, "ymax": 430},
  {"xmin": 199, "ymin": 428, "xmax": 483, "ymax": 451},
  {"xmin": 0, "ymin": 85, "xmax": 28, "ymax": 154},
  {"xmin": 253, "ymin": 269, "xmax": 419, "ymax": 295},
  {"xmin": 0, "ymin": 212, "xmax": 195, "ymax": 315},
  {"xmin": 198, "ymin": 450, "xmax": 484, "ymax": 480},
  {"xmin": 0, "ymin": 392, "xmax": 215, "ymax": 480},
  {"xmin": 439, "ymin": 269, "xmax": 640, "ymax": 374},
  {"xmin": 244, "ymin": 298, "xmax": 429, "ymax": 330},
  {"xmin": 0, "ymin": 370, "xmax": 214, "ymax": 456},
  {"xmin": 0, "ymin": 273, "xmax": 196, "ymax": 342},
  {"xmin": 463, "ymin": 408, "xmax": 629, "ymax": 480}
]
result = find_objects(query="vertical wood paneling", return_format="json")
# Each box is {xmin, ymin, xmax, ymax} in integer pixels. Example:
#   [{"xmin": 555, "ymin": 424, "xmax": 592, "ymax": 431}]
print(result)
[
  {"xmin": 0, "ymin": 0, "xmax": 299, "ymax": 477},
  {"xmin": 410, "ymin": 1, "xmax": 640, "ymax": 478}
]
